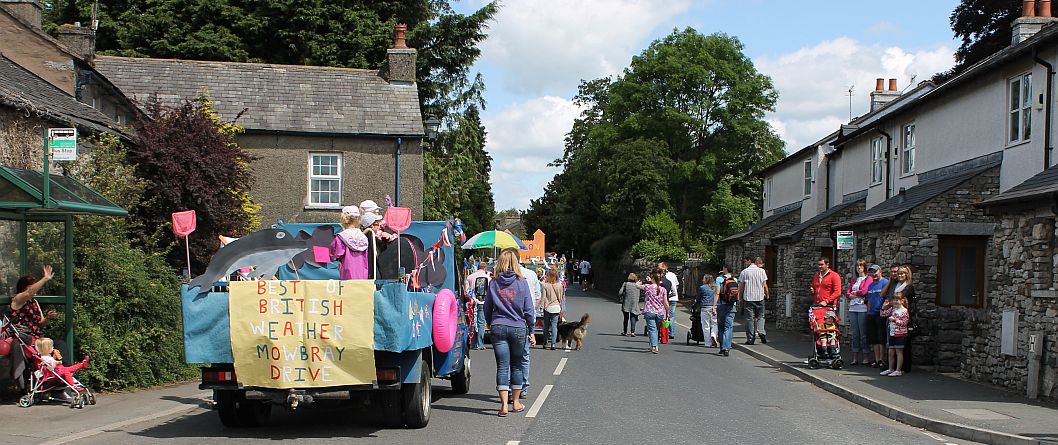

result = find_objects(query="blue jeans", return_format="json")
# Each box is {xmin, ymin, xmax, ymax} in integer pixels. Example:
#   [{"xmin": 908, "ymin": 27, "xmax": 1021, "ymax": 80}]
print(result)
[
  {"xmin": 473, "ymin": 304, "xmax": 486, "ymax": 349},
  {"xmin": 849, "ymin": 311, "xmax": 868, "ymax": 353},
  {"xmin": 522, "ymin": 328, "xmax": 531, "ymax": 393},
  {"xmin": 490, "ymin": 325, "xmax": 527, "ymax": 391},
  {"xmin": 717, "ymin": 302, "xmax": 736, "ymax": 350},
  {"xmin": 644, "ymin": 312, "xmax": 662, "ymax": 347},
  {"xmin": 668, "ymin": 300, "xmax": 678, "ymax": 338},
  {"xmin": 543, "ymin": 311, "xmax": 560, "ymax": 344}
]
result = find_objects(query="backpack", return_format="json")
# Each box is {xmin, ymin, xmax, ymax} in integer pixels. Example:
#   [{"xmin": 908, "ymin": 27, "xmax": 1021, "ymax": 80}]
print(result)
[{"xmin": 720, "ymin": 277, "xmax": 739, "ymax": 303}]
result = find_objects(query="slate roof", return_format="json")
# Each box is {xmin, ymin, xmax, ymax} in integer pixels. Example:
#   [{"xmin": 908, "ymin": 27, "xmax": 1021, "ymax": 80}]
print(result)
[
  {"xmin": 979, "ymin": 165, "xmax": 1058, "ymax": 207},
  {"xmin": 0, "ymin": 55, "xmax": 120, "ymax": 136},
  {"xmin": 94, "ymin": 56, "xmax": 424, "ymax": 136},
  {"xmin": 773, "ymin": 191, "xmax": 867, "ymax": 241},
  {"xmin": 720, "ymin": 201, "xmax": 801, "ymax": 243},
  {"xmin": 836, "ymin": 154, "xmax": 1002, "ymax": 228}
]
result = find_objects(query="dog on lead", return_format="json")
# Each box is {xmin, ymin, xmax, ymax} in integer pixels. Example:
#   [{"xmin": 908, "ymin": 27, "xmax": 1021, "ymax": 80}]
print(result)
[{"xmin": 557, "ymin": 313, "xmax": 591, "ymax": 350}]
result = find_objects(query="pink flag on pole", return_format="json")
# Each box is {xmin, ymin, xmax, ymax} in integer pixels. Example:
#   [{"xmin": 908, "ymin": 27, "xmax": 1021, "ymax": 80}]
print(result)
[
  {"xmin": 172, "ymin": 210, "xmax": 197, "ymax": 237},
  {"xmin": 387, "ymin": 207, "xmax": 412, "ymax": 232},
  {"xmin": 313, "ymin": 246, "xmax": 331, "ymax": 264}
]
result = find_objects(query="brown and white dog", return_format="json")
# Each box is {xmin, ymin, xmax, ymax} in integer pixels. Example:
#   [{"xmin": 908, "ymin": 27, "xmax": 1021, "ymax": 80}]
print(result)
[{"xmin": 557, "ymin": 313, "xmax": 591, "ymax": 350}]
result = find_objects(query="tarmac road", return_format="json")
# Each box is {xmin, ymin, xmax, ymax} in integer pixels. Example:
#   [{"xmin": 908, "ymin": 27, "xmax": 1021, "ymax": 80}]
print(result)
[{"xmin": 5, "ymin": 288, "xmax": 980, "ymax": 445}]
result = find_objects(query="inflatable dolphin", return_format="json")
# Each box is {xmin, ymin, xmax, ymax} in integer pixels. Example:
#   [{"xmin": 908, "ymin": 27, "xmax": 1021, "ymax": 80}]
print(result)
[{"xmin": 188, "ymin": 228, "xmax": 308, "ymax": 290}]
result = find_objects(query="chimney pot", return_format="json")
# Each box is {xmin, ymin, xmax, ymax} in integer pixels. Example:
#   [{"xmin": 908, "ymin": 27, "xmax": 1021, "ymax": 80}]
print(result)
[
  {"xmin": 1025, "ymin": 0, "xmax": 1037, "ymax": 17},
  {"xmin": 888, "ymin": 78, "xmax": 898, "ymax": 91},
  {"xmin": 393, "ymin": 23, "xmax": 408, "ymax": 49},
  {"xmin": 1042, "ymin": 0, "xmax": 1052, "ymax": 17},
  {"xmin": 875, "ymin": 78, "xmax": 885, "ymax": 91}
]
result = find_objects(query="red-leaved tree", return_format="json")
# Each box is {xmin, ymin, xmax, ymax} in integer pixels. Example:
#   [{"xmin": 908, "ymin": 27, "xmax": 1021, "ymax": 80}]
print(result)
[{"xmin": 128, "ymin": 95, "xmax": 258, "ymax": 274}]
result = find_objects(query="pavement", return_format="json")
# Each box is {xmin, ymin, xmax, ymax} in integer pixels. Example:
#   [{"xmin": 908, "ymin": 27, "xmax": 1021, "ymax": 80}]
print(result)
[{"xmin": 616, "ymin": 290, "xmax": 1058, "ymax": 445}]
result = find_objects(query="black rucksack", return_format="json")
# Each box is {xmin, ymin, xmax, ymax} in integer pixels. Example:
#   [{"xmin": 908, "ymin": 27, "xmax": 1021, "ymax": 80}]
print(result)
[{"xmin": 721, "ymin": 277, "xmax": 739, "ymax": 303}]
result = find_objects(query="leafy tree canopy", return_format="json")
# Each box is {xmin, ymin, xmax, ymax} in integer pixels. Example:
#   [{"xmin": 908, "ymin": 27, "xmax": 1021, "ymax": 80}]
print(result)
[{"xmin": 942, "ymin": 0, "xmax": 1020, "ymax": 79}]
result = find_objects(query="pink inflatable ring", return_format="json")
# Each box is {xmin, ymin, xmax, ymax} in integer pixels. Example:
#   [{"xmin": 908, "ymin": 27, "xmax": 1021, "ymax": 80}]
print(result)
[{"xmin": 432, "ymin": 289, "xmax": 459, "ymax": 353}]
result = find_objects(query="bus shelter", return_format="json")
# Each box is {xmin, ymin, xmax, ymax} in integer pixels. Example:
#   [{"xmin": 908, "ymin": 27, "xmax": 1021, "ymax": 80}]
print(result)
[{"xmin": 0, "ymin": 165, "xmax": 127, "ymax": 357}]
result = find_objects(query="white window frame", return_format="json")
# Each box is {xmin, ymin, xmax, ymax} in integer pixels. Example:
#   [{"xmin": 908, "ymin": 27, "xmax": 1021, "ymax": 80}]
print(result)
[
  {"xmin": 803, "ymin": 160, "xmax": 813, "ymax": 197},
  {"xmin": 901, "ymin": 123, "xmax": 915, "ymax": 175},
  {"xmin": 307, "ymin": 153, "xmax": 342, "ymax": 208},
  {"xmin": 765, "ymin": 177, "xmax": 773, "ymax": 210},
  {"xmin": 1008, "ymin": 73, "xmax": 1032, "ymax": 144},
  {"xmin": 870, "ymin": 137, "xmax": 884, "ymax": 185}
]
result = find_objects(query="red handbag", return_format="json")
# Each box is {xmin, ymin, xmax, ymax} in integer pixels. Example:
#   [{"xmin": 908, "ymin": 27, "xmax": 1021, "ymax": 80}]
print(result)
[
  {"xmin": 659, "ymin": 319, "xmax": 670, "ymax": 345},
  {"xmin": 0, "ymin": 337, "xmax": 13, "ymax": 357}
]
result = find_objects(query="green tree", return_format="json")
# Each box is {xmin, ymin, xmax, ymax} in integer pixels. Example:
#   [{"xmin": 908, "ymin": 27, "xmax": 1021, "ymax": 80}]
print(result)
[
  {"xmin": 423, "ymin": 106, "xmax": 494, "ymax": 235},
  {"xmin": 946, "ymin": 0, "xmax": 1020, "ymax": 78},
  {"xmin": 630, "ymin": 211, "xmax": 687, "ymax": 262}
]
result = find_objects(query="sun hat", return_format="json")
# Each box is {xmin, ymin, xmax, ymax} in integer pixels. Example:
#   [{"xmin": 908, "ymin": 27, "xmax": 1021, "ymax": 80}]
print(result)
[
  {"xmin": 341, "ymin": 206, "xmax": 360, "ymax": 217},
  {"xmin": 360, "ymin": 200, "xmax": 381, "ymax": 215},
  {"xmin": 361, "ymin": 212, "xmax": 382, "ymax": 228}
]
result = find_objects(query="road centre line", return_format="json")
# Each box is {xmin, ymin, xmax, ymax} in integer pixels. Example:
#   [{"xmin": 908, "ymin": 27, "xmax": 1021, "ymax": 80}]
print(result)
[
  {"xmin": 525, "ymin": 384, "xmax": 553, "ymax": 418},
  {"xmin": 505, "ymin": 441, "xmax": 520, "ymax": 445},
  {"xmin": 40, "ymin": 402, "xmax": 204, "ymax": 445},
  {"xmin": 553, "ymin": 357, "xmax": 568, "ymax": 375}
]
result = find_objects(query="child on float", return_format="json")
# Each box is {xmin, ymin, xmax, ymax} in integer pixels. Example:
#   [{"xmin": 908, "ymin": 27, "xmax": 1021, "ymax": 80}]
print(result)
[
  {"xmin": 880, "ymin": 292, "xmax": 911, "ymax": 377},
  {"xmin": 359, "ymin": 199, "xmax": 395, "ymax": 241},
  {"xmin": 329, "ymin": 206, "xmax": 370, "ymax": 280},
  {"xmin": 34, "ymin": 337, "xmax": 89, "ymax": 386}
]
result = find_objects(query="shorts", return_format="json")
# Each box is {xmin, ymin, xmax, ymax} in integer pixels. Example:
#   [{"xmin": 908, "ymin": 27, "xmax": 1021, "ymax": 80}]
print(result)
[
  {"xmin": 887, "ymin": 335, "xmax": 906, "ymax": 348},
  {"xmin": 866, "ymin": 314, "xmax": 886, "ymax": 345}
]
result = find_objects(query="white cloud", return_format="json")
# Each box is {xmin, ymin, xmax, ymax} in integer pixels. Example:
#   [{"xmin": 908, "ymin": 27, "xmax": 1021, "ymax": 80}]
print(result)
[
  {"xmin": 481, "ymin": 0, "xmax": 694, "ymax": 95},
  {"xmin": 484, "ymin": 96, "xmax": 583, "ymax": 209},
  {"xmin": 756, "ymin": 37, "xmax": 955, "ymax": 151}
]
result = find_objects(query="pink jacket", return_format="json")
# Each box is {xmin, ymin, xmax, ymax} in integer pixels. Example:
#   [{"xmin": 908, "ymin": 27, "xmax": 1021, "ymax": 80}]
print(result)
[{"xmin": 846, "ymin": 276, "xmax": 873, "ymax": 299}]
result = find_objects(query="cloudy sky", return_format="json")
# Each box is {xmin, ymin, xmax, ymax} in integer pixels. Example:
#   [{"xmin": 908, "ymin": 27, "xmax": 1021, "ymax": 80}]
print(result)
[{"xmin": 453, "ymin": 0, "xmax": 961, "ymax": 210}]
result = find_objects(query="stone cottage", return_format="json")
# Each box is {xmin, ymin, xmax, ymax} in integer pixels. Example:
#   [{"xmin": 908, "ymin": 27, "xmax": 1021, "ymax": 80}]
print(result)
[{"xmin": 94, "ymin": 25, "xmax": 426, "ymax": 225}]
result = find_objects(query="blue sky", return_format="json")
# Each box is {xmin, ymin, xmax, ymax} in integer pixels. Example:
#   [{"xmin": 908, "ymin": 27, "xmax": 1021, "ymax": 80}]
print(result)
[{"xmin": 452, "ymin": 0, "xmax": 962, "ymax": 210}]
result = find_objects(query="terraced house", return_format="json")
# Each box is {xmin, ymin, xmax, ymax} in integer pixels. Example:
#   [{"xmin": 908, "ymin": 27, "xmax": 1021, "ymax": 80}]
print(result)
[{"xmin": 726, "ymin": 1, "xmax": 1058, "ymax": 401}]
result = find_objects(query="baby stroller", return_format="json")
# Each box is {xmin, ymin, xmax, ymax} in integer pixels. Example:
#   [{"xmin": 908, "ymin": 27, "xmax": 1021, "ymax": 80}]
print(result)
[
  {"xmin": 2, "ymin": 317, "xmax": 95, "ymax": 408},
  {"xmin": 687, "ymin": 299, "xmax": 705, "ymax": 345},
  {"xmin": 807, "ymin": 305, "xmax": 843, "ymax": 369}
]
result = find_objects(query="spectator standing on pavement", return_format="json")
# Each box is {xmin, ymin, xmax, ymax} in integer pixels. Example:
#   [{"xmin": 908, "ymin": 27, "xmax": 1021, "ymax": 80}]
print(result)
[
  {"xmin": 865, "ymin": 264, "xmax": 889, "ymax": 368},
  {"xmin": 885, "ymin": 266, "xmax": 916, "ymax": 372},
  {"xmin": 715, "ymin": 264, "xmax": 738, "ymax": 357},
  {"xmin": 641, "ymin": 271, "xmax": 668, "ymax": 354},
  {"xmin": 659, "ymin": 262, "xmax": 679, "ymax": 339},
  {"xmin": 879, "ymin": 293, "xmax": 911, "ymax": 377},
  {"xmin": 484, "ymin": 249, "xmax": 535, "ymax": 416},
  {"xmin": 465, "ymin": 262, "xmax": 491, "ymax": 350},
  {"xmin": 540, "ymin": 269, "xmax": 565, "ymax": 350},
  {"xmin": 881, "ymin": 264, "xmax": 901, "ymax": 300},
  {"xmin": 618, "ymin": 273, "xmax": 641, "ymax": 337},
  {"xmin": 579, "ymin": 259, "xmax": 592, "ymax": 290},
  {"xmin": 811, "ymin": 257, "xmax": 842, "ymax": 308},
  {"xmin": 699, "ymin": 274, "xmax": 718, "ymax": 347},
  {"xmin": 738, "ymin": 257, "xmax": 768, "ymax": 345},
  {"xmin": 846, "ymin": 259, "xmax": 873, "ymax": 366}
]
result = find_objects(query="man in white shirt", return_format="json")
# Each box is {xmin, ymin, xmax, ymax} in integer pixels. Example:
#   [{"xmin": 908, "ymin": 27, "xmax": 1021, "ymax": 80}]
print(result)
[
  {"xmin": 658, "ymin": 262, "xmax": 680, "ymax": 339},
  {"xmin": 738, "ymin": 256, "xmax": 769, "ymax": 345},
  {"xmin": 464, "ymin": 263, "xmax": 490, "ymax": 350},
  {"xmin": 578, "ymin": 259, "xmax": 592, "ymax": 290}
]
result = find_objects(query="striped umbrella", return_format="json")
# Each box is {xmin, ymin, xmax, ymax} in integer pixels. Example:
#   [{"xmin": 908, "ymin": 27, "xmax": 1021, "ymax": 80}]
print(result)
[{"xmin": 461, "ymin": 230, "xmax": 528, "ymax": 250}]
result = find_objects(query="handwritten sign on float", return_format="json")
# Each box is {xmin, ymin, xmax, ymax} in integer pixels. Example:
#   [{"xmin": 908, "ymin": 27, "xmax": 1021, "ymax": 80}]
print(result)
[{"xmin": 227, "ymin": 280, "xmax": 376, "ymax": 388}]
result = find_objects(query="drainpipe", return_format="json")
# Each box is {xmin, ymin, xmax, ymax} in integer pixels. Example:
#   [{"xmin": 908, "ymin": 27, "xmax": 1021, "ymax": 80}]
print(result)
[
  {"xmin": 1034, "ymin": 47, "xmax": 1054, "ymax": 168},
  {"xmin": 875, "ymin": 127, "xmax": 893, "ymax": 199},
  {"xmin": 395, "ymin": 137, "xmax": 402, "ymax": 206}
]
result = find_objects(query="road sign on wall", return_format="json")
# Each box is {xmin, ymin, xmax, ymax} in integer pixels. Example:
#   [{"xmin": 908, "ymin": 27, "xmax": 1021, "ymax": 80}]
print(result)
[
  {"xmin": 836, "ymin": 230, "xmax": 854, "ymax": 250},
  {"xmin": 48, "ymin": 128, "xmax": 78, "ymax": 161}
]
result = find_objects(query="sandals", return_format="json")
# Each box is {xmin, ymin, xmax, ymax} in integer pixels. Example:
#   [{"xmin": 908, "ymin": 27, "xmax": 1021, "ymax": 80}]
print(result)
[
  {"xmin": 512, "ymin": 405, "xmax": 526, "ymax": 413},
  {"xmin": 498, "ymin": 411, "xmax": 508, "ymax": 417}
]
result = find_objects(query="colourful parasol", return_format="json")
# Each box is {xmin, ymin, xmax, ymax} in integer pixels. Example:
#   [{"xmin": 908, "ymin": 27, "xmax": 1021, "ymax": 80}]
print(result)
[{"xmin": 461, "ymin": 230, "xmax": 528, "ymax": 250}]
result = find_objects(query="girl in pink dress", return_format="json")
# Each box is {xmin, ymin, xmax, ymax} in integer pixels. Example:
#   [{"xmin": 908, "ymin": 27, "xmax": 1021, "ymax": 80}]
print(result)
[{"xmin": 330, "ymin": 206, "xmax": 370, "ymax": 280}]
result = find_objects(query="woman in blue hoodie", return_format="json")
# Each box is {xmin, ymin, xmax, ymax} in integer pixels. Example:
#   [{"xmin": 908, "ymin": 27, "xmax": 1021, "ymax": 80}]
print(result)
[{"xmin": 484, "ymin": 249, "xmax": 537, "ymax": 416}]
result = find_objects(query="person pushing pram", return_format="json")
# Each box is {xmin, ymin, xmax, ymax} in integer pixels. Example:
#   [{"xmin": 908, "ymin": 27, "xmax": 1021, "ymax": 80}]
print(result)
[{"xmin": 808, "ymin": 257, "xmax": 843, "ymax": 369}]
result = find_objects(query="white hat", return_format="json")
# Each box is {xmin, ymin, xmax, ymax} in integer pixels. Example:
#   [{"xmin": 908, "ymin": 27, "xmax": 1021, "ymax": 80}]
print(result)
[
  {"xmin": 360, "ymin": 200, "xmax": 381, "ymax": 214},
  {"xmin": 361, "ymin": 212, "xmax": 382, "ymax": 228},
  {"xmin": 341, "ymin": 206, "xmax": 360, "ymax": 217}
]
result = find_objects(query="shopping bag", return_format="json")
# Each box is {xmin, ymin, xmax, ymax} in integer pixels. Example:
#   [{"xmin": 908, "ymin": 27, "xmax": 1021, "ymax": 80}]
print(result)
[{"xmin": 660, "ymin": 320, "xmax": 670, "ymax": 345}]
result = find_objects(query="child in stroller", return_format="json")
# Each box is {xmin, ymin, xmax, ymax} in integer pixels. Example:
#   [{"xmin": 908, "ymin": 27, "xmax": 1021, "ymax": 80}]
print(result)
[
  {"xmin": 7, "ymin": 325, "xmax": 96, "ymax": 408},
  {"xmin": 807, "ymin": 306, "xmax": 843, "ymax": 369}
]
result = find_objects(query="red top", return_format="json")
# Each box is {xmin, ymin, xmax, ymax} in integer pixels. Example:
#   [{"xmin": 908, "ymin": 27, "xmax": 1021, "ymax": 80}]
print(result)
[{"xmin": 811, "ymin": 270, "xmax": 842, "ymax": 307}]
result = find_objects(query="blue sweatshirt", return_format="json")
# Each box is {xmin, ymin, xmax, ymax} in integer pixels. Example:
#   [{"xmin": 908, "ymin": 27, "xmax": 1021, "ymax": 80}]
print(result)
[
  {"xmin": 866, "ymin": 278, "xmax": 889, "ymax": 315},
  {"xmin": 484, "ymin": 271, "xmax": 535, "ymax": 330}
]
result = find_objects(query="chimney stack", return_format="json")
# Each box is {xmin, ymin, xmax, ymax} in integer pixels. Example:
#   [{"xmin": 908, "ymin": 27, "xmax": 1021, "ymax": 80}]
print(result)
[
  {"xmin": 56, "ymin": 23, "xmax": 96, "ymax": 62},
  {"xmin": 0, "ymin": 0, "xmax": 43, "ymax": 29},
  {"xmin": 870, "ymin": 77, "xmax": 901, "ymax": 111},
  {"xmin": 1013, "ymin": 0, "xmax": 1057, "ymax": 44},
  {"xmin": 380, "ymin": 23, "xmax": 417, "ymax": 85}
]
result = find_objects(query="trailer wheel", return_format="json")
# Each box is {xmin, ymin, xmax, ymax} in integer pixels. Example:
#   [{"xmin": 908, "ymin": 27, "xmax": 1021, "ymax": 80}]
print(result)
[
  {"xmin": 215, "ymin": 391, "xmax": 242, "ymax": 428},
  {"xmin": 237, "ymin": 399, "xmax": 271, "ymax": 427},
  {"xmin": 215, "ymin": 390, "xmax": 269, "ymax": 427},
  {"xmin": 450, "ymin": 354, "xmax": 471, "ymax": 395},
  {"xmin": 402, "ymin": 357, "xmax": 432, "ymax": 428}
]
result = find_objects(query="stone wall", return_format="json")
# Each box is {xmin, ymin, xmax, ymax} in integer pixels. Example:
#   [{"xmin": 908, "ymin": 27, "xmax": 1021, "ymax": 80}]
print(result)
[
  {"xmin": 963, "ymin": 207, "xmax": 1058, "ymax": 401},
  {"xmin": 773, "ymin": 201, "xmax": 865, "ymax": 332},
  {"xmin": 851, "ymin": 167, "xmax": 1000, "ymax": 372}
]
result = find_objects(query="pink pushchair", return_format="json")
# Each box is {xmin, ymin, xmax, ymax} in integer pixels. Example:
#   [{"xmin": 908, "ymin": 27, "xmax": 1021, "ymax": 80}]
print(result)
[
  {"xmin": 806, "ymin": 305, "xmax": 843, "ymax": 370},
  {"xmin": 2, "ymin": 316, "xmax": 95, "ymax": 408}
]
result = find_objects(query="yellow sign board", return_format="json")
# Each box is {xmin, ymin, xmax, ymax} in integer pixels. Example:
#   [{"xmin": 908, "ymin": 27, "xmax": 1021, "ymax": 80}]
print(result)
[{"xmin": 228, "ymin": 280, "xmax": 376, "ymax": 388}]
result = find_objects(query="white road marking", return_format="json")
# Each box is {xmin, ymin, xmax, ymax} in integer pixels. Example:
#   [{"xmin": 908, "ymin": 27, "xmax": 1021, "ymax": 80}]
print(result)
[
  {"xmin": 39, "ymin": 403, "xmax": 204, "ymax": 445},
  {"xmin": 506, "ymin": 441, "xmax": 521, "ymax": 445},
  {"xmin": 554, "ymin": 357, "xmax": 568, "ymax": 375},
  {"xmin": 525, "ymin": 384, "xmax": 553, "ymax": 418}
]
